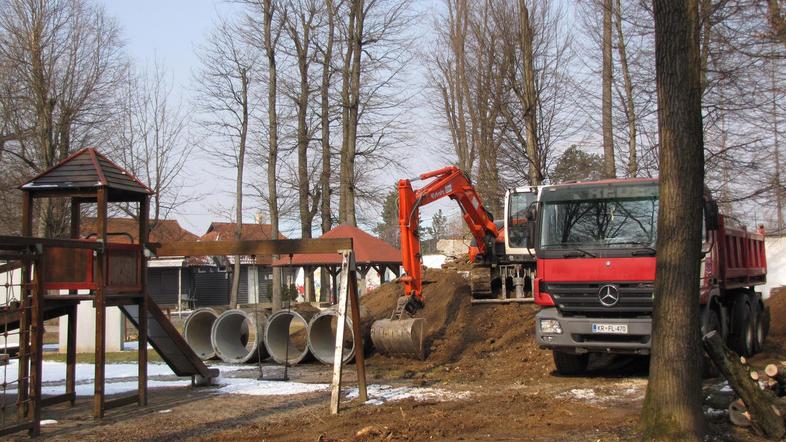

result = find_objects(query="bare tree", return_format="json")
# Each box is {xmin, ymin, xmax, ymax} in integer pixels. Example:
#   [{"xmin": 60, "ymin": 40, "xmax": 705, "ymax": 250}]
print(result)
[
  {"xmin": 767, "ymin": 0, "xmax": 786, "ymax": 48},
  {"xmin": 614, "ymin": 0, "xmax": 637, "ymax": 177},
  {"xmin": 0, "ymin": 0, "xmax": 125, "ymax": 236},
  {"xmin": 194, "ymin": 17, "xmax": 257, "ymax": 308},
  {"xmin": 263, "ymin": 0, "xmax": 285, "ymax": 311},
  {"xmin": 601, "ymin": 0, "xmax": 616, "ymax": 178},
  {"xmin": 112, "ymin": 60, "xmax": 195, "ymax": 225},
  {"xmin": 640, "ymin": 0, "xmax": 705, "ymax": 438},
  {"xmin": 338, "ymin": 0, "xmax": 363, "ymax": 226}
]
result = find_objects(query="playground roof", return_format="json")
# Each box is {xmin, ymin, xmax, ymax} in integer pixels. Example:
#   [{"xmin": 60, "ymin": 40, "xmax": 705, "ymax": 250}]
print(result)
[
  {"xmin": 272, "ymin": 225, "xmax": 401, "ymax": 268},
  {"xmin": 80, "ymin": 218, "xmax": 199, "ymax": 244},
  {"xmin": 20, "ymin": 148, "xmax": 152, "ymax": 201}
]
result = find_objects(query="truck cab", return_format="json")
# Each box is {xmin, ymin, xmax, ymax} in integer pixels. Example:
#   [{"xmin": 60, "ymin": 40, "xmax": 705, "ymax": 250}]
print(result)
[{"xmin": 532, "ymin": 178, "xmax": 768, "ymax": 374}]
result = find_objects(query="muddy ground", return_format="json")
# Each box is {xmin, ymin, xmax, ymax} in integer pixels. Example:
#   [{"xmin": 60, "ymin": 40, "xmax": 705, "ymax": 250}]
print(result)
[{"xmin": 7, "ymin": 270, "xmax": 786, "ymax": 441}]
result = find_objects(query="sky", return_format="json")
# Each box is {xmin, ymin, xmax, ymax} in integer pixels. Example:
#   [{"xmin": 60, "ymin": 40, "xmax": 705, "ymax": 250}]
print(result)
[{"xmin": 98, "ymin": 0, "xmax": 457, "ymax": 237}]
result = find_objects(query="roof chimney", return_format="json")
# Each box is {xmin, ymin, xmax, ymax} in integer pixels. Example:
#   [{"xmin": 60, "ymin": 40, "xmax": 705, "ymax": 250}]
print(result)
[{"xmin": 255, "ymin": 211, "xmax": 265, "ymax": 225}]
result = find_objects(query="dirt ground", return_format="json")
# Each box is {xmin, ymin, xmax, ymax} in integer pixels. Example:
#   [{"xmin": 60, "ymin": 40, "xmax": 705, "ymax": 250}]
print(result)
[{"xmin": 6, "ymin": 271, "xmax": 786, "ymax": 441}]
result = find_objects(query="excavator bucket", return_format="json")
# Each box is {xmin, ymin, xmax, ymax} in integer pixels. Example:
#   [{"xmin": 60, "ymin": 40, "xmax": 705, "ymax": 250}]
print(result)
[{"xmin": 370, "ymin": 317, "xmax": 426, "ymax": 359}]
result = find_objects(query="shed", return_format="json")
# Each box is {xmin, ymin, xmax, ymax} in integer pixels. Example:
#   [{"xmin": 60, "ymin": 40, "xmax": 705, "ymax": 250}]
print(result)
[{"xmin": 272, "ymin": 225, "xmax": 402, "ymax": 303}]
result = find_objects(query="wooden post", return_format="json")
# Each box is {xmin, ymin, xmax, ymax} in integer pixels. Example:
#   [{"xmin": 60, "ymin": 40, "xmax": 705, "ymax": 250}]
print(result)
[
  {"xmin": 28, "ymin": 250, "xmax": 44, "ymax": 437},
  {"xmin": 330, "ymin": 250, "xmax": 368, "ymax": 414},
  {"xmin": 17, "ymin": 191, "xmax": 33, "ymax": 419},
  {"xmin": 66, "ymin": 305, "xmax": 77, "ymax": 405},
  {"xmin": 138, "ymin": 197, "xmax": 148, "ymax": 406},
  {"xmin": 347, "ymin": 267, "xmax": 367, "ymax": 402},
  {"xmin": 67, "ymin": 198, "xmax": 80, "ymax": 405},
  {"xmin": 94, "ymin": 187, "xmax": 108, "ymax": 418}
]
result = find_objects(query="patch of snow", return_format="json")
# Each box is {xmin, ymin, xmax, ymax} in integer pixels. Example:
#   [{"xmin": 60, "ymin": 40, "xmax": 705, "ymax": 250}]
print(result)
[
  {"xmin": 719, "ymin": 382, "xmax": 732, "ymax": 393},
  {"xmin": 346, "ymin": 384, "xmax": 471, "ymax": 406},
  {"xmin": 159, "ymin": 409, "xmax": 172, "ymax": 414},
  {"xmin": 40, "ymin": 419, "xmax": 57, "ymax": 426},
  {"xmin": 216, "ymin": 377, "xmax": 329, "ymax": 396},
  {"xmin": 3, "ymin": 379, "xmax": 193, "ymax": 397},
  {"xmin": 0, "ymin": 360, "xmax": 244, "ymax": 385},
  {"xmin": 559, "ymin": 388, "xmax": 598, "ymax": 401},
  {"xmin": 422, "ymin": 254, "xmax": 447, "ymax": 269}
]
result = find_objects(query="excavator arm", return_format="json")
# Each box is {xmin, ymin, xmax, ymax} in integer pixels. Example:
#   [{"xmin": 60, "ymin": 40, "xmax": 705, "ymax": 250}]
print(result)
[{"xmin": 397, "ymin": 166, "xmax": 499, "ymax": 314}]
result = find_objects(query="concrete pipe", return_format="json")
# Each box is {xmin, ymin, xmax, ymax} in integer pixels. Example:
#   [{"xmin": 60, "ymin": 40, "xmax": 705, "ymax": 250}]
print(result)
[
  {"xmin": 183, "ymin": 308, "xmax": 220, "ymax": 360},
  {"xmin": 307, "ymin": 310, "xmax": 356, "ymax": 364},
  {"xmin": 264, "ymin": 309, "xmax": 316, "ymax": 365},
  {"xmin": 211, "ymin": 308, "xmax": 270, "ymax": 364}
]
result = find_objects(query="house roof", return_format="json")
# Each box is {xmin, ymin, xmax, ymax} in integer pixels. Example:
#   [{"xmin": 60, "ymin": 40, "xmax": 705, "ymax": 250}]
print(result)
[
  {"xmin": 201, "ymin": 222, "xmax": 286, "ymax": 242},
  {"xmin": 80, "ymin": 218, "xmax": 198, "ymax": 244},
  {"xmin": 198, "ymin": 222, "xmax": 287, "ymax": 266},
  {"xmin": 20, "ymin": 148, "xmax": 152, "ymax": 201},
  {"xmin": 272, "ymin": 224, "xmax": 401, "ymax": 267}
]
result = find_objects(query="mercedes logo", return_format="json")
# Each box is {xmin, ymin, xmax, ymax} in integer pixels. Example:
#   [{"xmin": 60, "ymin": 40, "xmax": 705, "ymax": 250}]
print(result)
[{"xmin": 598, "ymin": 285, "xmax": 620, "ymax": 307}]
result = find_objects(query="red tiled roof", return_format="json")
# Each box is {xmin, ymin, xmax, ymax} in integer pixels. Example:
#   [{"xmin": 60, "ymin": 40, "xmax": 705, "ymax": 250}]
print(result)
[
  {"xmin": 200, "ymin": 222, "xmax": 287, "ymax": 242},
  {"xmin": 200, "ymin": 222, "xmax": 287, "ymax": 266},
  {"xmin": 81, "ymin": 217, "xmax": 198, "ymax": 244},
  {"xmin": 272, "ymin": 224, "xmax": 401, "ymax": 267}
]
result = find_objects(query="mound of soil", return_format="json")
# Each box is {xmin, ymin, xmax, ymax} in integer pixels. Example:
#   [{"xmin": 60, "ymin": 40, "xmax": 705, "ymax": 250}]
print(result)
[{"xmin": 361, "ymin": 268, "xmax": 553, "ymax": 381}]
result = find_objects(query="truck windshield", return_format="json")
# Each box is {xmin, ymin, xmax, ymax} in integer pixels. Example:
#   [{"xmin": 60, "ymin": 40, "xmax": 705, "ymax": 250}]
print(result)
[
  {"xmin": 540, "ymin": 196, "xmax": 658, "ymax": 249},
  {"xmin": 508, "ymin": 190, "xmax": 537, "ymax": 248}
]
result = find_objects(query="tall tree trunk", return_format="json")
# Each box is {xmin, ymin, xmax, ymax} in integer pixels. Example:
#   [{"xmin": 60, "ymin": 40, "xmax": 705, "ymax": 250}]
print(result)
[
  {"xmin": 264, "ymin": 0, "xmax": 283, "ymax": 311},
  {"xmin": 338, "ymin": 0, "xmax": 364, "ymax": 227},
  {"xmin": 773, "ymin": 63, "xmax": 784, "ymax": 231},
  {"xmin": 230, "ymin": 68, "xmax": 249, "ymax": 309},
  {"xmin": 767, "ymin": 0, "xmax": 786, "ymax": 48},
  {"xmin": 338, "ymin": 1, "xmax": 357, "ymax": 225},
  {"xmin": 640, "ymin": 0, "xmax": 705, "ymax": 439},
  {"xmin": 614, "ymin": 0, "xmax": 637, "ymax": 177},
  {"xmin": 601, "ymin": 0, "xmax": 615, "ymax": 178},
  {"xmin": 320, "ymin": 0, "xmax": 335, "ymax": 302},
  {"xmin": 520, "ymin": 0, "xmax": 542, "ymax": 185},
  {"xmin": 292, "ymin": 10, "xmax": 315, "ymax": 302}
]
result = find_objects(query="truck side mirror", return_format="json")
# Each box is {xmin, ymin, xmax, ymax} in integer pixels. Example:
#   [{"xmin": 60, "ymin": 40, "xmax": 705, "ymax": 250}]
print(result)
[{"xmin": 705, "ymin": 200, "xmax": 719, "ymax": 231}]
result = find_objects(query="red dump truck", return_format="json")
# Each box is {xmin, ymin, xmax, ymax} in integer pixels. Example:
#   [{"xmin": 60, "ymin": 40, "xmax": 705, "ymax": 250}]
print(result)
[{"xmin": 532, "ymin": 178, "xmax": 769, "ymax": 374}]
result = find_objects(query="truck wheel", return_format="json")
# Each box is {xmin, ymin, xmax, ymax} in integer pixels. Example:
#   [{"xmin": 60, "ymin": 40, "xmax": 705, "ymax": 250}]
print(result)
[
  {"xmin": 753, "ymin": 301, "xmax": 768, "ymax": 353},
  {"xmin": 729, "ymin": 294, "xmax": 755, "ymax": 357},
  {"xmin": 553, "ymin": 351, "xmax": 589, "ymax": 375}
]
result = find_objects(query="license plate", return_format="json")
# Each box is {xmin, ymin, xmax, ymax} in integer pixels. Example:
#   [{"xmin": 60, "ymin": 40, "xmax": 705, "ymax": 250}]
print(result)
[{"xmin": 591, "ymin": 323, "xmax": 628, "ymax": 334}]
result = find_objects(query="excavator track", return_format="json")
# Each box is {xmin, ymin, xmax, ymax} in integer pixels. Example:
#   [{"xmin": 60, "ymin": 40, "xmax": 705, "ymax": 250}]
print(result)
[{"xmin": 470, "ymin": 264, "xmax": 493, "ymax": 298}]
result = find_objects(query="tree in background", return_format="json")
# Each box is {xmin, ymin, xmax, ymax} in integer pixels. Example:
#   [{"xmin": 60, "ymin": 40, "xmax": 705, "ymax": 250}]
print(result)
[
  {"xmin": 194, "ymin": 17, "xmax": 257, "ymax": 308},
  {"xmin": 374, "ymin": 189, "xmax": 399, "ymax": 247},
  {"xmin": 112, "ymin": 60, "xmax": 196, "ymax": 225},
  {"xmin": 431, "ymin": 209, "xmax": 448, "ymax": 243},
  {"xmin": 550, "ymin": 145, "xmax": 605, "ymax": 183},
  {"xmin": 0, "ymin": 0, "xmax": 125, "ymax": 236},
  {"xmin": 640, "ymin": 0, "xmax": 705, "ymax": 438}
]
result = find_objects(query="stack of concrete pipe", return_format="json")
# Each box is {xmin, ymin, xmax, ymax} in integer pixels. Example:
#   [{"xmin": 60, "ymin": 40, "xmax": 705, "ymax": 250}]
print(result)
[{"xmin": 182, "ymin": 305, "xmax": 370, "ymax": 366}]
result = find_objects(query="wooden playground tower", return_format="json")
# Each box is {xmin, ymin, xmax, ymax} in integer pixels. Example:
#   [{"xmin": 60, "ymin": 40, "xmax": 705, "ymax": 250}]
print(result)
[
  {"xmin": 0, "ymin": 148, "xmax": 368, "ymax": 437},
  {"xmin": 0, "ymin": 148, "xmax": 217, "ymax": 436}
]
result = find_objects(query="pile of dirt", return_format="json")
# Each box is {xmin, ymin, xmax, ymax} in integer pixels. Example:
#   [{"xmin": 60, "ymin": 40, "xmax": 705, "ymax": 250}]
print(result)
[
  {"xmin": 440, "ymin": 253, "xmax": 474, "ymax": 271},
  {"xmin": 361, "ymin": 268, "xmax": 553, "ymax": 382}
]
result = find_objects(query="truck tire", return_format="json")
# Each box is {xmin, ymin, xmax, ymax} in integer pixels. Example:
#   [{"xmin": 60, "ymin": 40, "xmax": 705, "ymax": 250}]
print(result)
[
  {"xmin": 729, "ymin": 293, "xmax": 755, "ymax": 357},
  {"xmin": 753, "ymin": 301, "xmax": 768, "ymax": 353},
  {"xmin": 553, "ymin": 351, "xmax": 589, "ymax": 375}
]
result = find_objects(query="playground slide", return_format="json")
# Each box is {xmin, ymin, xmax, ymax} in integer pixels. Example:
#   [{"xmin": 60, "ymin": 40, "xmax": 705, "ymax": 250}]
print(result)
[{"xmin": 120, "ymin": 296, "xmax": 219, "ymax": 382}]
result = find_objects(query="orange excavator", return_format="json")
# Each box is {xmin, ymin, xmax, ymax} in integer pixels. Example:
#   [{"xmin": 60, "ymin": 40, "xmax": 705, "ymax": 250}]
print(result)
[{"xmin": 370, "ymin": 166, "xmax": 540, "ymax": 358}]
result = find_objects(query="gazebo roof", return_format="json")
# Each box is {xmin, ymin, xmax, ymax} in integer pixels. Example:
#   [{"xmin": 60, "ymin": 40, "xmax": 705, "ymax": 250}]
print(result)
[
  {"xmin": 272, "ymin": 225, "xmax": 401, "ymax": 267},
  {"xmin": 20, "ymin": 148, "xmax": 152, "ymax": 201}
]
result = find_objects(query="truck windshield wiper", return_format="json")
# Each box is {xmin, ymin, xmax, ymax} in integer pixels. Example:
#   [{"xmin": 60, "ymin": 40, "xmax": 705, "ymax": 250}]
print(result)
[
  {"xmin": 560, "ymin": 247, "xmax": 597, "ymax": 258},
  {"xmin": 607, "ymin": 241, "xmax": 656, "ymax": 255}
]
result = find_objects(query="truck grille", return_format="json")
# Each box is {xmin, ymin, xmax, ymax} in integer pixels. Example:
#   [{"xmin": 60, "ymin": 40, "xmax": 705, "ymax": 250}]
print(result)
[{"xmin": 545, "ymin": 282, "xmax": 654, "ymax": 317}]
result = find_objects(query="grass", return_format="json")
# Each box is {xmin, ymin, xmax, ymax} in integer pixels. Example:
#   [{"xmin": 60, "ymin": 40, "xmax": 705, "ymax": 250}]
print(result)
[{"xmin": 43, "ymin": 349, "xmax": 163, "ymax": 364}]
